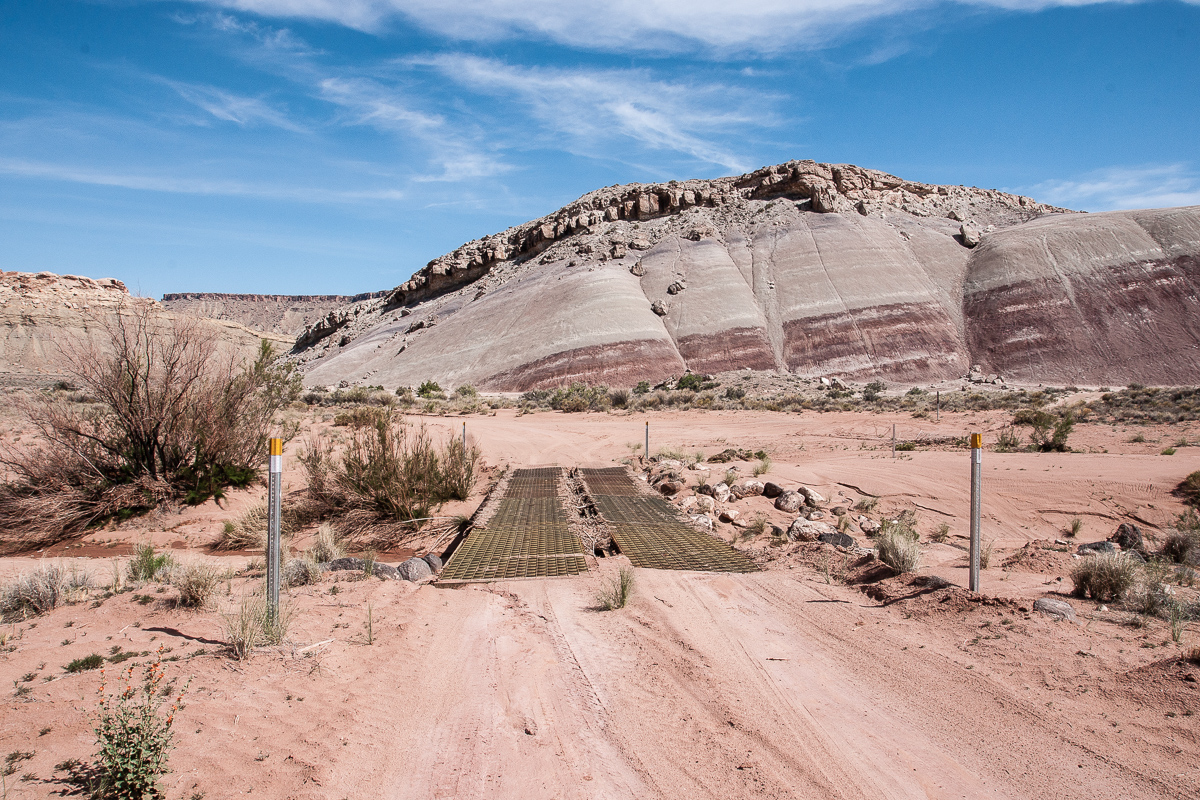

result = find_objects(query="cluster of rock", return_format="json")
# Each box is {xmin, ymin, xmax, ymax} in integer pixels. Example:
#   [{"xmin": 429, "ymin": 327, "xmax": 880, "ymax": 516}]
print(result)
[
  {"xmin": 1, "ymin": 270, "xmax": 141, "ymax": 311},
  {"xmin": 320, "ymin": 553, "xmax": 443, "ymax": 582},
  {"xmin": 646, "ymin": 458, "xmax": 881, "ymax": 550},
  {"xmin": 385, "ymin": 160, "xmax": 1067, "ymax": 309},
  {"xmin": 1074, "ymin": 522, "xmax": 1148, "ymax": 559}
]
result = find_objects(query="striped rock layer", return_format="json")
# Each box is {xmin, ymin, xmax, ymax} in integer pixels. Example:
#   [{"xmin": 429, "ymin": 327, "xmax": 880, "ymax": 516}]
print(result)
[{"xmin": 289, "ymin": 161, "xmax": 1200, "ymax": 389}]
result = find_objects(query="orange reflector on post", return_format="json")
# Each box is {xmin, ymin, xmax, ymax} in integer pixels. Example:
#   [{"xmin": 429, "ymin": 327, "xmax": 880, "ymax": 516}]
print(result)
[
  {"xmin": 269, "ymin": 438, "xmax": 282, "ymax": 456},
  {"xmin": 969, "ymin": 433, "xmax": 982, "ymax": 449}
]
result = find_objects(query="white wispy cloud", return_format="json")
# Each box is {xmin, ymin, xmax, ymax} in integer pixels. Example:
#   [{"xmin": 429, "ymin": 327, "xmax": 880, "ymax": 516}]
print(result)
[
  {"xmin": 0, "ymin": 157, "xmax": 406, "ymax": 203},
  {"xmin": 1029, "ymin": 164, "xmax": 1200, "ymax": 212},
  {"xmin": 417, "ymin": 55, "xmax": 765, "ymax": 171},
  {"xmin": 177, "ymin": 0, "xmax": 1199, "ymax": 52},
  {"xmin": 316, "ymin": 76, "xmax": 510, "ymax": 181},
  {"xmin": 159, "ymin": 79, "xmax": 307, "ymax": 131}
]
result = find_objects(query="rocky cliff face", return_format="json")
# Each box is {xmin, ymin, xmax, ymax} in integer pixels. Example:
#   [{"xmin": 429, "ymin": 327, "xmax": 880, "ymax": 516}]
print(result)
[
  {"xmin": 161, "ymin": 292, "xmax": 387, "ymax": 336},
  {"xmin": 1, "ymin": 271, "xmax": 291, "ymax": 386},
  {"xmin": 288, "ymin": 160, "xmax": 1200, "ymax": 390}
]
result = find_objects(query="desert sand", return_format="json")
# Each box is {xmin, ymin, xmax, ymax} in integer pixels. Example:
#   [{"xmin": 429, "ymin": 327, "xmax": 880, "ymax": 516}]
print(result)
[{"xmin": 2, "ymin": 407, "xmax": 1198, "ymax": 799}]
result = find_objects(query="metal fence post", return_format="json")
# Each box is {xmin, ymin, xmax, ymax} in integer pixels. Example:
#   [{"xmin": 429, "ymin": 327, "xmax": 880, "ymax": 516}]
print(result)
[
  {"xmin": 969, "ymin": 432, "xmax": 982, "ymax": 592},
  {"xmin": 267, "ymin": 437, "xmax": 282, "ymax": 626},
  {"xmin": 645, "ymin": 420, "xmax": 649, "ymax": 458},
  {"xmin": 462, "ymin": 421, "xmax": 466, "ymax": 448}
]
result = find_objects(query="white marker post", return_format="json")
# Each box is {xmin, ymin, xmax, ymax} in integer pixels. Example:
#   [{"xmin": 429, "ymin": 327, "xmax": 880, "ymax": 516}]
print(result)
[
  {"xmin": 969, "ymin": 432, "xmax": 982, "ymax": 592},
  {"xmin": 462, "ymin": 421, "xmax": 467, "ymax": 449},
  {"xmin": 645, "ymin": 420, "xmax": 649, "ymax": 459},
  {"xmin": 267, "ymin": 437, "xmax": 283, "ymax": 626}
]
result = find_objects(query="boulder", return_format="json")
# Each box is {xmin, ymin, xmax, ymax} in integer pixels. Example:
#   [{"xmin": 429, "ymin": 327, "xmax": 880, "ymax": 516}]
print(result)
[
  {"xmin": 1109, "ymin": 522, "xmax": 1145, "ymax": 554},
  {"xmin": 1077, "ymin": 541, "xmax": 1118, "ymax": 555},
  {"xmin": 799, "ymin": 486, "xmax": 825, "ymax": 506},
  {"xmin": 690, "ymin": 514, "xmax": 714, "ymax": 532},
  {"xmin": 667, "ymin": 280, "xmax": 687, "ymax": 295},
  {"xmin": 422, "ymin": 553, "xmax": 443, "ymax": 572},
  {"xmin": 694, "ymin": 495, "xmax": 716, "ymax": 513},
  {"xmin": 788, "ymin": 519, "xmax": 835, "ymax": 542},
  {"xmin": 960, "ymin": 224, "xmax": 981, "ymax": 248},
  {"xmin": 775, "ymin": 491, "xmax": 805, "ymax": 513},
  {"xmin": 323, "ymin": 557, "xmax": 366, "ymax": 573},
  {"xmin": 656, "ymin": 480, "xmax": 684, "ymax": 496},
  {"xmin": 762, "ymin": 482, "xmax": 785, "ymax": 499},
  {"xmin": 712, "ymin": 482, "xmax": 731, "ymax": 503},
  {"xmin": 805, "ymin": 510, "xmax": 826, "ymax": 521},
  {"xmin": 372, "ymin": 563, "xmax": 400, "ymax": 581},
  {"xmin": 818, "ymin": 532, "xmax": 856, "ymax": 548},
  {"xmin": 629, "ymin": 261, "xmax": 645, "ymax": 277},
  {"xmin": 651, "ymin": 300, "xmax": 668, "ymax": 317},
  {"xmin": 719, "ymin": 509, "xmax": 740, "ymax": 523},
  {"xmin": 398, "ymin": 557, "xmax": 433, "ymax": 582},
  {"xmin": 1033, "ymin": 597, "xmax": 1076, "ymax": 622},
  {"xmin": 733, "ymin": 481, "xmax": 765, "ymax": 498},
  {"xmin": 857, "ymin": 516, "xmax": 881, "ymax": 534},
  {"xmin": 679, "ymin": 495, "xmax": 698, "ymax": 511},
  {"xmin": 831, "ymin": 506, "xmax": 847, "ymax": 517}
]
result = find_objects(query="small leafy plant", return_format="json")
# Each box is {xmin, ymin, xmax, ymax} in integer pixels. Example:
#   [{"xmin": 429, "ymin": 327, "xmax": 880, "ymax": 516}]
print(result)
[
  {"xmin": 92, "ymin": 650, "xmax": 187, "ymax": 799},
  {"xmin": 127, "ymin": 544, "xmax": 171, "ymax": 583}
]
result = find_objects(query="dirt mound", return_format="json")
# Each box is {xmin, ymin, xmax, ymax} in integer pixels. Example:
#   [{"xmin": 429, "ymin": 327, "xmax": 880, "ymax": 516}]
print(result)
[
  {"xmin": 1002, "ymin": 539, "xmax": 1075, "ymax": 574},
  {"xmin": 287, "ymin": 159, "xmax": 1200, "ymax": 391}
]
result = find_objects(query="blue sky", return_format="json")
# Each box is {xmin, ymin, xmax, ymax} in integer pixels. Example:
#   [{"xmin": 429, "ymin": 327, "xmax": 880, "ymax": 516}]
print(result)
[{"xmin": 1, "ymin": 0, "xmax": 1198, "ymax": 298}]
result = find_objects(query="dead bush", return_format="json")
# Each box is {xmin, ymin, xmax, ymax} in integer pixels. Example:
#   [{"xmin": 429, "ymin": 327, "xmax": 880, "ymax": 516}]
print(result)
[
  {"xmin": 308, "ymin": 523, "xmax": 344, "ymax": 563},
  {"xmin": 283, "ymin": 556, "xmax": 321, "ymax": 587},
  {"xmin": 1071, "ymin": 552, "xmax": 1138, "ymax": 601},
  {"xmin": 0, "ymin": 305, "xmax": 299, "ymax": 550}
]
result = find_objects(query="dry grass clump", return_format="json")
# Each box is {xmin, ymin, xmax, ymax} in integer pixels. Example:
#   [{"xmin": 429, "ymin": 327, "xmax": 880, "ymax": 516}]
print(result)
[
  {"xmin": 308, "ymin": 523, "xmax": 344, "ymax": 563},
  {"xmin": 168, "ymin": 560, "xmax": 223, "ymax": 608},
  {"xmin": 299, "ymin": 414, "xmax": 479, "ymax": 544},
  {"xmin": 875, "ymin": 528, "xmax": 922, "ymax": 573},
  {"xmin": 596, "ymin": 567, "xmax": 635, "ymax": 611},
  {"xmin": 1070, "ymin": 552, "xmax": 1139, "ymax": 601},
  {"xmin": 221, "ymin": 591, "xmax": 293, "ymax": 660},
  {"xmin": 283, "ymin": 556, "xmax": 321, "ymax": 587},
  {"xmin": 1, "ymin": 562, "xmax": 89, "ymax": 617}
]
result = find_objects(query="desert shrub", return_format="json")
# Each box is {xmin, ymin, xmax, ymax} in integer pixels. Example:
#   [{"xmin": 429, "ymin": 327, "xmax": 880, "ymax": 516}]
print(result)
[
  {"xmin": 931, "ymin": 523, "xmax": 951, "ymax": 543},
  {"xmin": 0, "ymin": 311, "xmax": 299, "ymax": 550},
  {"xmin": 127, "ymin": 544, "xmax": 172, "ymax": 583},
  {"xmin": 724, "ymin": 386, "xmax": 746, "ymax": 400},
  {"xmin": 1070, "ymin": 553, "xmax": 1138, "ymax": 600},
  {"xmin": 753, "ymin": 455, "xmax": 771, "ymax": 476},
  {"xmin": 855, "ymin": 496, "xmax": 878, "ymax": 513},
  {"xmin": 549, "ymin": 383, "xmax": 611, "ymax": 412},
  {"xmin": 66, "ymin": 654, "xmax": 105, "ymax": 673},
  {"xmin": 333, "ymin": 406, "xmax": 387, "ymax": 428},
  {"xmin": 300, "ymin": 415, "xmax": 479, "ymax": 540},
  {"xmin": 1162, "ymin": 447, "xmax": 1177, "ymax": 456},
  {"xmin": 1020, "ymin": 410, "xmax": 1074, "ymax": 452},
  {"xmin": 416, "ymin": 380, "xmax": 443, "ymax": 399},
  {"xmin": 168, "ymin": 560, "xmax": 221, "ymax": 608},
  {"xmin": 308, "ymin": 523, "xmax": 344, "ymax": 563},
  {"xmin": 676, "ymin": 373, "xmax": 716, "ymax": 392},
  {"xmin": 633, "ymin": 381, "xmax": 651, "ymax": 395},
  {"xmin": 608, "ymin": 388, "xmax": 630, "ymax": 408},
  {"xmin": 222, "ymin": 594, "xmax": 264, "ymax": 660},
  {"xmin": 994, "ymin": 427, "xmax": 1022, "ymax": 452},
  {"xmin": 92, "ymin": 653, "xmax": 186, "ymax": 799},
  {"xmin": 1178, "ymin": 471, "xmax": 1200, "ymax": 507},
  {"xmin": 455, "ymin": 384, "xmax": 477, "ymax": 398},
  {"xmin": 1068, "ymin": 517, "xmax": 1083, "ymax": 537},
  {"xmin": 596, "ymin": 567, "xmax": 635, "ymax": 610},
  {"xmin": 1162, "ymin": 531, "xmax": 1199, "ymax": 565},
  {"xmin": 861, "ymin": 381, "xmax": 886, "ymax": 402},
  {"xmin": 876, "ymin": 527, "xmax": 921, "ymax": 573},
  {"xmin": 1, "ymin": 563, "xmax": 70, "ymax": 617}
]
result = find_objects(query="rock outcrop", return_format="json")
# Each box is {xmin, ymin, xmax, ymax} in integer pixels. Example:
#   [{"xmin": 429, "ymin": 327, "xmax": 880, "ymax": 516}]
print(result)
[
  {"xmin": 284, "ymin": 159, "xmax": 1200, "ymax": 390},
  {"xmin": 0, "ymin": 271, "xmax": 290, "ymax": 386}
]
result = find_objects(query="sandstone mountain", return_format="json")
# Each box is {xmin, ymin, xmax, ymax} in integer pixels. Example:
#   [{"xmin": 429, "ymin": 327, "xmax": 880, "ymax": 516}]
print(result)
[
  {"xmin": 161, "ymin": 291, "xmax": 387, "ymax": 337},
  {"xmin": 0, "ymin": 271, "xmax": 291, "ymax": 387},
  {"xmin": 290, "ymin": 159, "xmax": 1200, "ymax": 390},
  {"xmin": 286, "ymin": 161, "xmax": 1195, "ymax": 389}
]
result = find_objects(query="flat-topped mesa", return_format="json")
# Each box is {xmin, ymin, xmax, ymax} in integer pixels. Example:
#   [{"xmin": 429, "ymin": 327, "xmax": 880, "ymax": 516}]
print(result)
[
  {"xmin": 162, "ymin": 291, "xmax": 387, "ymax": 304},
  {"xmin": 387, "ymin": 160, "xmax": 1072, "ymax": 307}
]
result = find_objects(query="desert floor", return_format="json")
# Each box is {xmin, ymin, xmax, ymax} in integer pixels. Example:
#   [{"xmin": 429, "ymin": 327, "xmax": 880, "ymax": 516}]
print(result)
[{"xmin": 2, "ymin": 407, "xmax": 1198, "ymax": 799}]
